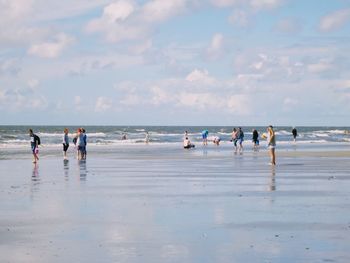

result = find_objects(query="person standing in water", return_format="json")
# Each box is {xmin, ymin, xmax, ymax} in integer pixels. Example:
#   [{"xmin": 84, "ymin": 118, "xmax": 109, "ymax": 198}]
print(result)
[
  {"xmin": 145, "ymin": 131, "xmax": 150, "ymax": 144},
  {"xmin": 237, "ymin": 127, "xmax": 244, "ymax": 153},
  {"xmin": 82, "ymin": 128, "xmax": 87, "ymax": 159},
  {"xmin": 231, "ymin": 128, "xmax": 238, "ymax": 153},
  {"xmin": 252, "ymin": 129, "xmax": 259, "ymax": 151},
  {"xmin": 292, "ymin": 127, "xmax": 297, "ymax": 142},
  {"xmin": 29, "ymin": 129, "xmax": 40, "ymax": 163},
  {"xmin": 201, "ymin": 130, "xmax": 209, "ymax": 145},
  {"xmin": 62, "ymin": 128, "xmax": 69, "ymax": 160},
  {"xmin": 267, "ymin": 125, "xmax": 276, "ymax": 165}
]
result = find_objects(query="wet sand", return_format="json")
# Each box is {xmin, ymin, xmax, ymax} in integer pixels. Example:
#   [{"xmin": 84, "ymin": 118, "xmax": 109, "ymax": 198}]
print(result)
[{"xmin": 1, "ymin": 145, "xmax": 350, "ymax": 263}]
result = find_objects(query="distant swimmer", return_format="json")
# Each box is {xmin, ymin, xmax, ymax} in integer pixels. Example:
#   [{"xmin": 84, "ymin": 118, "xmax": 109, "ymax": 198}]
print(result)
[
  {"xmin": 292, "ymin": 127, "xmax": 297, "ymax": 142},
  {"xmin": 145, "ymin": 132, "xmax": 150, "ymax": 143},
  {"xmin": 201, "ymin": 130, "xmax": 209, "ymax": 145},
  {"xmin": 62, "ymin": 128, "xmax": 69, "ymax": 160},
  {"xmin": 183, "ymin": 137, "xmax": 195, "ymax": 149},
  {"xmin": 252, "ymin": 129, "xmax": 259, "ymax": 151},
  {"xmin": 121, "ymin": 133, "xmax": 127, "ymax": 140},
  {"xmin": 29, "ymin": 129, "xmax": 40, "ymax": 163},
  {"xmin": 213, "ymin": 136, "xmax": 221, "ymax": 146}
]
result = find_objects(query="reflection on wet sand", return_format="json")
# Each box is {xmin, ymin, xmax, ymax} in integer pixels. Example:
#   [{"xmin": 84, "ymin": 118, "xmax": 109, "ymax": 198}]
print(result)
[
  {"xmin": 30, "ymin": 163, "xmax": 40, "ymax": 199},
  {"xmin": 31, "ymin": 163, "xmax": 39, "ymax": 182},
  {"xmin": 63, "ymin": 159, "xmax": 69, "ymax": 180},
  {"xmin": 78, "ymin": 160, "xmax": 87, "ymax": 181},
  {"xmin": 269, "ymin": 167, "xmax": 276, "ymax": 192}
]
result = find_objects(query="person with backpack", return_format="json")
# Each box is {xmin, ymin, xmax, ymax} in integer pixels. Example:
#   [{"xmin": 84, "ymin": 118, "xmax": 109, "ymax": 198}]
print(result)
[{"xmin": 29, "ymin": 129, "xmax": 40, "ymax": 163}]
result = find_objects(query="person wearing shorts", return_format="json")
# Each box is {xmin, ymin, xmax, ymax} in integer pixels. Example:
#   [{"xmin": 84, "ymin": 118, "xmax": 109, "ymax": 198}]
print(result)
[
  {"xmin": 267, "ymin": 125, "xmax": 276, "ymax": 165},
  {"xmin": 202, "ymin": 130, "xmax": 208, "ymax": 145},
  {"xmin": 29, "ymin": 129, "xmax": 40, "ymax": 163}
]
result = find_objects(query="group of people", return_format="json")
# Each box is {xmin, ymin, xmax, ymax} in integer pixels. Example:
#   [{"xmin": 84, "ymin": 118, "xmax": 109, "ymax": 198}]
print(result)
[
  {"xmin": 29, "ymin": 128, "xmax": 88, "ymax": 163},
  {"xmin": 183, "ymin": 126, "xmax": 278, "ymax": 165},
  {"xmin": 30, "ymin": 126, "xmax": 295, "ymax": 166}
]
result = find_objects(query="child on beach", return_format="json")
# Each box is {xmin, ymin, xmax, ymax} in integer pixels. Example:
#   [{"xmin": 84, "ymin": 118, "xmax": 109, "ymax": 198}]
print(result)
[
  {"xmin": 213, "ymin": 136, "xmax": 221, "ymax": 146},
  {"xmin": 183, "ymin": 137, "xmax": 195, "ymax": 149},
  {"xmin": 62, "ymin": 128, "xmax": 69, "ymax": 160},
  {"xmin": 29, "ymin": 129, "xmax": 40, "ymax": 163}
]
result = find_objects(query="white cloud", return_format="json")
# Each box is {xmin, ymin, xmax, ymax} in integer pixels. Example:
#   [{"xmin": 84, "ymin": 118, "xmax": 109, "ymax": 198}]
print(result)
[
  {"xmin": 151, "ymin": 86, "xmax": 174, "ymax": 105},
  {"xmin": 250, "ymin": 0, "xmax": 283, "ymax": 10},
  {"xmin": 103, "ymin": 0, "xmax": 135, "ymax": 22},
  {"xmin": 209, "ymin": 0, "xmax": 244, "ymax": 8},
  {"xmin": 0, "ymin": 87, "xmax": 48, "ymax": 112},
  {"xmin": 95, "ymin": 96, "xmax": 113, "ymax": 112},
  {"xmin": 27, "ymin": 79, "xmax": 39, "ymax": 89},
  {"xmin": 86, "ymin": 0, "xmax": 190, "ymax": 43},
  {"xmin": 141, "ymin": 0, "xmax": 188, "ymax": 23},
  {"xmin": 307, "ymin": 61, "xmax": 333, "ymax": 73},
  {"xmin": 177, "ymin": 92, "xmax": 224, "ymax": 110},
  {"xmin": 210, "ymin": 0, "xmax": 283, "ymax": 10},
  {"xmin": 28, "ymin": 33, "xmax": 75, "ymax": 58},
  {"xmin": 274, "ymin": 18, "xmax": 301, "ymax": 34},
  {"xmin": 206, "ymin": 33, "xmax": 225, "ymax": 59},
  {"xmin": 319, "ymin": 8, "xmax": 350, "ymax": 32},
  {"xmin": 128, "ymin": 39, "xmax": 153, "ymax": 54},
  {"xmin": 228, "ymin": 10, "xmax": 249, "ymax": 27},
  {"xmin": 227, "ymin": 95, "xmax": 251, "ymax": 114},
  {"xmin": 185, "ymin": 69, "xmax": 216, "ymax": 84},
  {"xmin": 283, "ymin": 97, "xmax": 299, "ymax": 111},
  {"xmin": 120, "ymin": 94, "xmax": 142, "ymax": 106},
  {"xmin": 74, "ymin": 96, "xmax": 83, "ymax": 111}
]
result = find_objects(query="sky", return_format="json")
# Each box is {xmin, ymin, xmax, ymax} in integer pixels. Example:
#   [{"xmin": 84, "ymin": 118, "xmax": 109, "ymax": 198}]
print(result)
[{"xmin": 0, "ymin": 0, "xmax": 350, "ymax": 126}]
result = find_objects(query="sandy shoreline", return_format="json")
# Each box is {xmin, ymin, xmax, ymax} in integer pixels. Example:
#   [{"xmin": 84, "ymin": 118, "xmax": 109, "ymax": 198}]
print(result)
[{"xmin": 1, "ymin": 145, "xmax": 350, "ymax": 262}]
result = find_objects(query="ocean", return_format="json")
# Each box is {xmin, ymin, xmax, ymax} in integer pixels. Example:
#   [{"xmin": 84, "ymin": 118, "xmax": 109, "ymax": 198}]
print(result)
[{"xmin": 1, "ymin": 126, "xmax": 350, "ymax": 149}]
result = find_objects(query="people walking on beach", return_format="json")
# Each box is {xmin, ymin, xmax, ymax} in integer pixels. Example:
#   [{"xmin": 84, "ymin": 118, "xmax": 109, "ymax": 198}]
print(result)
[
  {"xmin": 29, "ymin": 129, "xmax": 40, "ymax": 163},
  {"xmin": 292, "ymin": 127, "xmax": 297, "ymax": 142},
  {"xmin": 183, "ymin": 137, "xmax": 195, "ymax": 149},
  {"xmin": 231, "ymin": 128, "xmax": 238, "ymax": 152},
  {"xmin": 62, "ymin": 128, "xmax": 69, "ymax": 160},
  {"xmin": 267, "ymin": 125, "xmax": 276, "ymax": 165},
  {"xmin": 201, "ymin": 130, "xmax": 209, "ymax": 145},
  {"xmin": 237, "ymin": 127, "xmax": 244, "ymax": 153},
  {"xmin": 252, "ymin": 129, "xmax": 259, "ymax": 151}
]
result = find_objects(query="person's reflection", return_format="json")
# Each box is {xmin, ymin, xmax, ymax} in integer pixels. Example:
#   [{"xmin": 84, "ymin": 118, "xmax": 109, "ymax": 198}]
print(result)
[
  {"xmin": 79, "ymin": 160, "xmax": 87, "ymax": 181},
  {"xmin": 30, "ymin": 163, "xmax": 40, "ymax": 199},
  {"xmin": 202, "ymin": 147, "xmax": 208, "ymax": 157},
  {"xmin": 32, "ymin": 163, "xmax": 40, "ymax": 182},
  {"xmin": 63, "ymin": 159, "xmax": 69, "ymax": 181},
  {"xmin": 269, "ymin": 166, "xmax": 276, "ymax": 191}
]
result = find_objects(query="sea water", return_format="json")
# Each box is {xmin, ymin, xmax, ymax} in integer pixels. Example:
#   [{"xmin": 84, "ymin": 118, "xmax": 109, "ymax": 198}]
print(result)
[{"xmin": 1, "ymin": 126, "xmax": 349, "ymax": 148}]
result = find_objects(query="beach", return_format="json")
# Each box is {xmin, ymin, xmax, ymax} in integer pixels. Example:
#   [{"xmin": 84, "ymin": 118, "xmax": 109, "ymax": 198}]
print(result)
[{"xmin": 1, "ymin": 143, "xmax": 350, "ymax": 263}]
